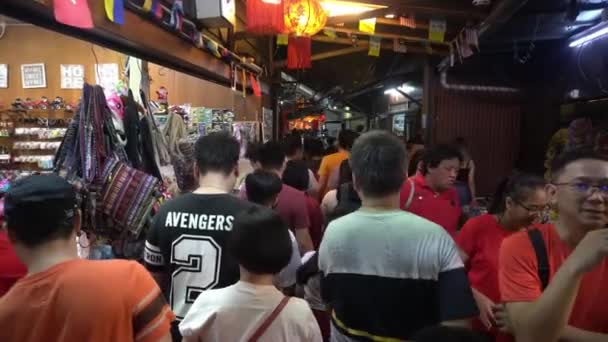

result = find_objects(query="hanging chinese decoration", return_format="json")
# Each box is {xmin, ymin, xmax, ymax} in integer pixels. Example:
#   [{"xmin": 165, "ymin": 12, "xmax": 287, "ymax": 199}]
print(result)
[
  {"xmin": 284, "ymin": 0, "xmax": 327, "ymax": 36},
  {"xmin": 287, "ymin": 36, "xmax": 312, "ymax": 69},
  {"xmin": 247, "ymin": 0, "xmax": 285, "ymax": 34}
]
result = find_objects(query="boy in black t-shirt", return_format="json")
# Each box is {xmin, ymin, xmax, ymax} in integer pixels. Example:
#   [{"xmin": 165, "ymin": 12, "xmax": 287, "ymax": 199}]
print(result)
[{"xmin": 144, "ymin": 132, "xmax": 252, "ymax": 341}]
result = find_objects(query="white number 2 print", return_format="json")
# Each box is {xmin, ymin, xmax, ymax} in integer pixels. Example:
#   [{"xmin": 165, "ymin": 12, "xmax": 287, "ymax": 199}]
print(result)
[{"xmin": 170, "ymin": 235, "xmax": 221, "ymax": 319}]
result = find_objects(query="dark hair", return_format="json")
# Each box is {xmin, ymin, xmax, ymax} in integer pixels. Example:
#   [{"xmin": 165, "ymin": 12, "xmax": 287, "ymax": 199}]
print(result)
[
  {"xmin": 551, "ymin": 147, "xmax": 608, "ymax": 181},
  {"xmin": 5, "ymin": 175, "xmax": 77, "ymax": 248},
  {"xmin": 407, "ymin": 134, "xmax": 424, "ymax": 147},
  {"xmin": 350, "ymin": 130, "xmax": 407, "ymax": 197},
  {"xmin": 258, "ymin": 141, "xmax": 286, "ymax": 171},
  {"xmin": 229, "ymin": 205, "xmax": 292, "ymax": 275},
  {"xmin": 283, "ymin": 134, "xmax": 303, "ymax": 157},
  {"xmin": 194, "ymin": 132, "xmax": 240, "ymax": 175},
  {"xmin": 488, "ymin": 173, "xmax": 546, "ymax": 214},
  {"xmin": 245, "ymin": 170, "xmax": 283, "ymax": 205},
  {"xmin": 408, "ymin": 149, "xmax": 426, "ymax": 177},
  {"xmin": 338, "ymin": 130, "xmax": 359, "ymax": 151},
  {"xmin": 413, "ymin": 325, "xmax": 485, "ymax": 342},
  {"xmin": 304, "ymin": 137, "xmax": 324, "ymax": 158},
  {"xmin": 282, "ymin": 161, "xmax": 309, "ymax": 191},
  {"xmin": 245, "ymin": 142, "xmax": 263, "ymax": 162},
  {"xmin": 421, "ymin": 144, "xmax": 462, "ymax": 175}
]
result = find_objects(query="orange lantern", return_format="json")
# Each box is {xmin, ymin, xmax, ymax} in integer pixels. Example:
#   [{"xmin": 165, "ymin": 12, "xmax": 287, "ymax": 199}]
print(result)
[{"xmin": 284, "ymin": 0, "xmax": 327, "ymax": 36}]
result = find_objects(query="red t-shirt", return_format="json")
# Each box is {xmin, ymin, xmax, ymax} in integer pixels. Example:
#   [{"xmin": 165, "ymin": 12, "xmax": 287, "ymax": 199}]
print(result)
[
  {"xmin": 400, "ymin": 173, "xmax": 462, "ymax": 237},
  {"xmin": 0, "ymin": 230, "xmax": 27, "ymax": 297},
  {"xmin": 240, "ymin": 183, "xmax": 310, "ymax": 231},
  {"xmin": 499, "ymin": 224, "xmax": 608, "ymax": 341},
  {"xmin": 456, "ymin": 214, "xmax": 517, "ymax": 335}
]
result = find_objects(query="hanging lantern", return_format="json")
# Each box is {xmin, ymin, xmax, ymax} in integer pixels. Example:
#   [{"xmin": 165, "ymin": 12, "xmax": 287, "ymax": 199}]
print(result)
[
  {"xmin": 284, "ymin": 0, "xmax": 327, "ymax": 36},
  {"xmin": 247, "ymin": 0, "xmax": 285, "ymax": 34}
]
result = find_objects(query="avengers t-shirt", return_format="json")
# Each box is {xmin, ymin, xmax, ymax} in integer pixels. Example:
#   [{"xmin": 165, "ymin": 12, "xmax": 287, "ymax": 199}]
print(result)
[{"xmin": 144, "ymin": 193, "xmax": 252, "ymax": 321}]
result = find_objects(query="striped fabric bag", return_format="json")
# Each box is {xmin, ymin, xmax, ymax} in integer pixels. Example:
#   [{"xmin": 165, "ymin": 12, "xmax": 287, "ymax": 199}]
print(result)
[{"xmin": 98, "ymin": 157, "xmax": 160, "ymax": 237}]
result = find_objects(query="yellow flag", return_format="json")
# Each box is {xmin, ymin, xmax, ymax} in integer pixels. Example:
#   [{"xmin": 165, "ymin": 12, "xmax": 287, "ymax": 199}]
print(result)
[
  {"xmin": 277, "ymin": 34, "xmax": 288, "ymax": 46},
  {"xmin": 368, "ymin": 36, "xmax": 381, "ymax": 57},
  {"xmin": 429, "ymin": 19, "xmax": 446, "ymax": 42},
  {"xmin": 323, "ymin": 29, "xmax": 336, "ymax": 39},
  {"xmin": 359, "ymin": 18, "xmax": 376, "ymax": 34}
]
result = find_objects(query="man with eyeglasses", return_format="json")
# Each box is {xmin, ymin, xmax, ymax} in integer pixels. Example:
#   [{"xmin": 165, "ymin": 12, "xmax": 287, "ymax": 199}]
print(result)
[{"xmin": 498, "ymin": 148, "xmax": 608, "ymax": 342}]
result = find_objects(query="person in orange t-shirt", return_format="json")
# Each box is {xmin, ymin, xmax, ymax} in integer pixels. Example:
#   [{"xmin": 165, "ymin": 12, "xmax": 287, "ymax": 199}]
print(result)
[
  {"xmin": 499, "ymin": 149, "xmax": 608, "ymax": 342},
  {"xmin": 317, "ymin": 130, "xmax": 358, "ymax": 199},
  {"xmin": 0, "ymin": 174, "xmax": 174, "ymax": 342},
  {"xmin": 456, "ymin": 173, "xmax": 547, "ymax": 339}
]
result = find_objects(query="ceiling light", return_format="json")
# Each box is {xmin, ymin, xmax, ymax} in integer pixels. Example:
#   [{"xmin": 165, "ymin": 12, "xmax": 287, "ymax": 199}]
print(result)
[
  {"xmin": 344, "ymin": 106, "xmax": 350, "ymax": 110},
  {"xmin": 385, "ymin": 14, "xmax": 396, "ymax": 19},
  {"xmin": 320, "ymin": 1, "xmax": 386, "ymax": 17},
  {"xmin": 384, "ymin": 84, "xmax": 415, "ymax": 96},
  {"xmin": 569, "ymin": 21, "xmax": 608, "ymax": 47}
]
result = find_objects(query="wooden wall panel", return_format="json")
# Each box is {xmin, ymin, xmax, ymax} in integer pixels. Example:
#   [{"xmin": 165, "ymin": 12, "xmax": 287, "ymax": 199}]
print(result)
[{"xmin": 0, "ymin": 25, "xmax": 123, "ymax": 107}]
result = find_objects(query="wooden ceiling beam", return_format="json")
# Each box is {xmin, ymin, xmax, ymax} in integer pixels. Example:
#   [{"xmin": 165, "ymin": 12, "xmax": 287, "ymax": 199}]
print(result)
[
  {"xmin": 311, "ymin": 36, "xmax": 449, "ymax": 56},
  {"xmin": 326, "ymin": 7, "xmax": 394, "ymax": 25},
  {"xmin": 324, "ymin": 26, "xmax": 449, "ymax": 46},
  {"xmin": 274, "ymin": 46, "xmax": 368, "ymax": 68}
]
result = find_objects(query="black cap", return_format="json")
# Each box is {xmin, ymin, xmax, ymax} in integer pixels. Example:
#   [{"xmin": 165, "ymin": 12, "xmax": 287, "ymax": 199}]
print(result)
[{"xmin": 4, "ymin": 174, "xmax": 76, "ymax": 217}]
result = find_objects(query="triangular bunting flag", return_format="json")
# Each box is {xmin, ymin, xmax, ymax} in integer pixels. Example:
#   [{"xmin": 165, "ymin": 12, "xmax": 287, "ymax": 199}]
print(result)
[
  {"xmin": 277, "ymin": 34, "xmax": 289, "ymax": 46},
  {"xmin": 359, "ymin": 18, "xmax": 376, "ymax": 34},
  {"xmin": 105, "ymin": 0, "xmax": 125, "ymax": 25},
  {"xmin": 368, "ymin": 36, "xmax": 381, "ymax": 57},
  {"xmin": 54, "ymin": 0, "xmax": 94, "ymax": 29},
  {"xmin": 429, "ymin": 18, "xmax": 446, "ymax": 42}
]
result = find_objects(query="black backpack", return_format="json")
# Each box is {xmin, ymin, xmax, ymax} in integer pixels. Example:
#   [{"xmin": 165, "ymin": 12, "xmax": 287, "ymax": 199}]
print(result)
[{"xmin": 329, "ymin": 182, "xmax": 361, "ymax": 221}]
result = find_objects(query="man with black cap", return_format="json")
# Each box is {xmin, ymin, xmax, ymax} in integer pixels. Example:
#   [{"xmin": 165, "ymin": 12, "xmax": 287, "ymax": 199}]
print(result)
[{"xmin": 0, "ymin": 174, "xmax": 174, "ymax": 342}]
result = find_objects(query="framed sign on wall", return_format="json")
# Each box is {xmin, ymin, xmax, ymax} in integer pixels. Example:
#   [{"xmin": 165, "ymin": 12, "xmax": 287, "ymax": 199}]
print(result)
[
  {"xmin": 21, "ymin": 63, "xmax": 47, "ymax": 89},
  {"xmin": 60, "ymin": 64, "xmax": 85, "ymax": 89},
  {"xmin": 0, "ymin": 64, "xmax": 8, "ymax": 88}
]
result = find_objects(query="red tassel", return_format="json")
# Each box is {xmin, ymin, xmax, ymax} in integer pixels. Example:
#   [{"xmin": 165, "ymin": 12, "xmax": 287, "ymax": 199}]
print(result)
[
  {"xmin": 287, "ymin": 36, "xmax": 312, "ymax": 69},
  {"xmin": 247, "ymin": 0, "xmax": 285, "ymax": 34},
  {"xmin": 250, "ymin": 74, "xmax": 262, "ymax": 97}
]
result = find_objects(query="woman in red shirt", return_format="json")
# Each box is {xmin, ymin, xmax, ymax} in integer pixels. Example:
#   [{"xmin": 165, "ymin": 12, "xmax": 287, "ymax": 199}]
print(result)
[{"xmin": 456, "ymin": 173, "xmax": 548, "ymax": 340}]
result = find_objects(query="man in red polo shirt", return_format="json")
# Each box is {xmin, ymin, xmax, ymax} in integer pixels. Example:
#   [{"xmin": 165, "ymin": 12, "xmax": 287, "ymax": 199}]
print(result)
[
  {"xmin": 0, "ymin": 198, "xmax": 27, "ymax": 296},
  {"xmin": 400, "ymin": 144, "xmax": 462, "ymax": 237},
  {"xmin": 499, "ymin": 148, "xmax": 608, "ymax": 342}
]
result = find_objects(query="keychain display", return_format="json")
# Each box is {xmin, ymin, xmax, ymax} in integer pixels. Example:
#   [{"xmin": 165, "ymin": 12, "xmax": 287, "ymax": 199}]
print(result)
[{"xmin": 13, "ymin": 141, "xmax": 62, "ymax": 150}]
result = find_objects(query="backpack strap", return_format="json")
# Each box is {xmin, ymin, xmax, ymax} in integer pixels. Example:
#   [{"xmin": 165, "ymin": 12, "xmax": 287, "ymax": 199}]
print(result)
[
  {"xmin": 527, "ymin": 229, "xmax": 550, "ymax": 291},
  {"xmin": 404, "ymin": 179, "xmax": 415, "ymax": 209},
  {"xmin": 248, "ymin": 296, "xmax": 291, "ymax": 342}
]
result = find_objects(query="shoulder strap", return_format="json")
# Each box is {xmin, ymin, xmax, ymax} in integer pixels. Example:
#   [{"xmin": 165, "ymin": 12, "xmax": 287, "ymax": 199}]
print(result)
[
  {"xmin": 404, "ymin": 179, "xmax": 415, "ymax": 209},
  {"xmin": 527, "ymin": 229, "xmax": 550, "ymax": 291},
  {"xmin": 248, "ymin": 296, "xmax": 291, "ymax": 342}
]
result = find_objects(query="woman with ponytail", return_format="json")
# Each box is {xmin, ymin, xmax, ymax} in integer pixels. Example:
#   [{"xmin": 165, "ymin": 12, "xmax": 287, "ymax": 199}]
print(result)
[{"xmin": 455, "ymin": 173, "xmax": 548, "ymax": 340}]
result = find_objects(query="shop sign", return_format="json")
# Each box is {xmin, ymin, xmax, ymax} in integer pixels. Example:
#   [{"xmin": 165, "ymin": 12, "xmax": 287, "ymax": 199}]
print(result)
[{"xmin": 95, "ymin": 63, "xmax": 119, "ymax": 91}]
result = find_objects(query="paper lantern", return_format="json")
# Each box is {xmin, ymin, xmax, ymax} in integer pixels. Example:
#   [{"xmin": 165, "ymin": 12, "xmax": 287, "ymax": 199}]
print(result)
[{"xmin": 284, "ymin": 0, "xmax": 327, "ymax": 36}]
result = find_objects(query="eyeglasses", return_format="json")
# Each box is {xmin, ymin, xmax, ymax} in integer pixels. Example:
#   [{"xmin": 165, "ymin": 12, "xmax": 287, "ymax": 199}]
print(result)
[
  {"xmin": 513, "ymin": 199, "xmax": 549, "ymax": 214},
  {"xmin": 554, "ymin": 182, "xmax": 608, "ymax": 196}
]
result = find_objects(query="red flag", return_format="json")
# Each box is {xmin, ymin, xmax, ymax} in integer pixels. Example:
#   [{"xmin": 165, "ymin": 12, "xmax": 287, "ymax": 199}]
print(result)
[
  {"xmin": 54, "ymin": 0, "xmax": 94, "ymax": 29},
  {"xmin": 287, "ymin": 36, "xmax": 311, "ymax": 69},
  {"xmin": 250, "ymin": 74, "xmax": 262, "ymax": 97}
]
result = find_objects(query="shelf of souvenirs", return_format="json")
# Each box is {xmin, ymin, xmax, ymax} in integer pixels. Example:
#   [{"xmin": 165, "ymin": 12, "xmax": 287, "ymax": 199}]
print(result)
[
  {"xmin": 0, "ymin": 127, "xmax": 68, "ymax": 140},
  {"xmin": 0, "ymin": 153, "xmax": 55, "ymax": 171},
  {"xmin": 0, "ymin": 108, "xmax": 74, "ymax": 120}
]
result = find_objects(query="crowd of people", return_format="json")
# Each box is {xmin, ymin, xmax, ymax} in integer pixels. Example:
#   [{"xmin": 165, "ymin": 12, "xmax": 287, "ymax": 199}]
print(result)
[{"xmin": 1, "ymin": 128, "xmax": 608, "ymax": 342}]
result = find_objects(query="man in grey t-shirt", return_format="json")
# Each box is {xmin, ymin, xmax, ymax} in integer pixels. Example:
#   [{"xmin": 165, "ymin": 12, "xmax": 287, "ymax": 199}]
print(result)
[{"xmin": 319, "ymin": 131, "xmax": 478, "ymax": 341}]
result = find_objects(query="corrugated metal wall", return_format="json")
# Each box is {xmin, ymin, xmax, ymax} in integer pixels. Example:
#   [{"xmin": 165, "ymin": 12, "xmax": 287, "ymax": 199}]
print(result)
[{"xmin": 433, "ymin": 85, "xmax": 521, "ymax": 197}]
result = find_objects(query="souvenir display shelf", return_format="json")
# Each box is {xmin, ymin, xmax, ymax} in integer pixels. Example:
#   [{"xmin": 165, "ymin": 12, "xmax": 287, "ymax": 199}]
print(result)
[{"xmin": 0, "ymin": 109, "xmax": 71, "ymax": 172}]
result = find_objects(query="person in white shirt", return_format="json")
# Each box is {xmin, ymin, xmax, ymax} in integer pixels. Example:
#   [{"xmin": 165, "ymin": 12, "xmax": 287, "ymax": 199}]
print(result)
[
  {"xmin": 179, "ymin": 205, "xmax": 322, "ymax": 342},
  {"xmin": 244, "ymin": 170, "xmax": 301, "ymax": 290}
]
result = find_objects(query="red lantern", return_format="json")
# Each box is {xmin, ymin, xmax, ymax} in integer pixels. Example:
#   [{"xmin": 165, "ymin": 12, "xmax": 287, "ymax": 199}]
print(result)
[
  {"xmin": 284, "ymin": 0, "xmax": 327, "ymax": 36},
  {"xmin": 247, "ymin": 0, "xmax": 285, "ymax": 34}
]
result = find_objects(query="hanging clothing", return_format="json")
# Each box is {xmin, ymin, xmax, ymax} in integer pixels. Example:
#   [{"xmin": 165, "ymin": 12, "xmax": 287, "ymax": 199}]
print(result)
[
  {"xmin": 139, "ymin": 116, "xmax": 162, "ymax": 180},
  {"xmin": 123, "ymin": 90, "xmax": 142, "ymax": 169}
]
